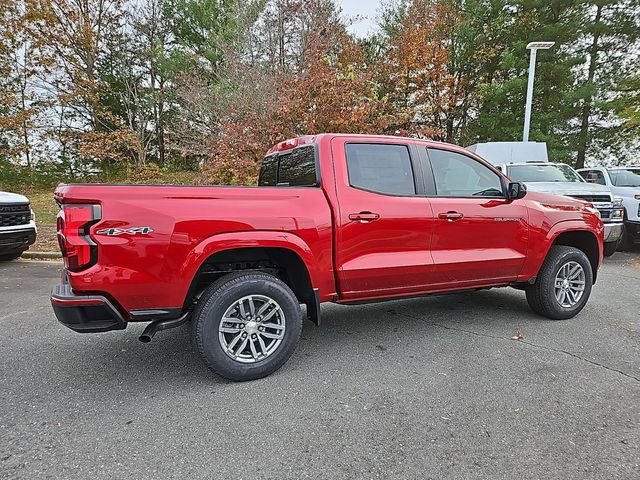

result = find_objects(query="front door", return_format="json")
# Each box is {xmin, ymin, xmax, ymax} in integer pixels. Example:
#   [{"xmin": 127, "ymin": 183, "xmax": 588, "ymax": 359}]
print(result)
[
  {"xmin": 423, "ymin": 147, "xmax": 529, "ymax": 285},
  {"xmin": 331, "ymin": 138, "xmax": 444, "ymax": 300}
]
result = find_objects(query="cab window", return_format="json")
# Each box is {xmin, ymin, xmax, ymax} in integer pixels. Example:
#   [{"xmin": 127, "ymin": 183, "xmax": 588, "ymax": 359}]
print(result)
[
  {"xmin": 258, "ymin": 145, "xmax": 317, "ymax": 186},
  {"xmin": 580, "ymin": 170, "xmax": 606, "ymax": 185},
  {"xmin": 278, "ymin": 146, "xmax": 317, "ymax": 186},
  {"xmin": 258, "ymin": 155, "xmax": 278, "ymax": 186},
  {"xmin": 427, "ymin": 149, "xmax": 503, "ymax": 197},
  {"xmin": 345, "ymin": 143, "xmax": 416, "ymax": 195}
]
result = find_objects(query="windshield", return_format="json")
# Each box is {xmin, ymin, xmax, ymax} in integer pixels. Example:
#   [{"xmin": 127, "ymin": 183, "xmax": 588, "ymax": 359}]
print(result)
[
  {"xmin": 507, "ymin": 164, "xmax": 583, "ymax": 183},
  {"xmin": 609, "ymin": 168, "xmax": 640, "ymax": 187}
]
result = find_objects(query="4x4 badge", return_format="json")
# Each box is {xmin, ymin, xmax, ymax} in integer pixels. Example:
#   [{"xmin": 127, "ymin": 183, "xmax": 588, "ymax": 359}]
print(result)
[{"xmin": 96, "ymin": 227, "xmax": 153, "ymax": 236}]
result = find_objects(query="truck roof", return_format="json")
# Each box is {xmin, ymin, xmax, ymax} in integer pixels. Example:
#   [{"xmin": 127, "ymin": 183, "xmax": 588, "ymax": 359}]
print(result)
[
  {"xmin": 266, "ymin": 133, "xmax": 465, "ymax": 156},
  {"xmin": 503, "ymin": 162, "xmax": 566, "ymax": 167}
]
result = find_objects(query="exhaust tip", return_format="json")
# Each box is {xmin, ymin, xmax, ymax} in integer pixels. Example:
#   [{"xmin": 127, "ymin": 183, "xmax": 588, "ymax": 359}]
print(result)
[{"xmin": 138, "ymin": 312, "xmax": 191, "ymax": 344}]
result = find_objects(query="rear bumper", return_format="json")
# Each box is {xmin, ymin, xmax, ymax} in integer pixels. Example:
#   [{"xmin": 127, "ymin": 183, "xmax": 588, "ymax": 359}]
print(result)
[
  {"xmin": 0, "ymin": 227, "xmax": 36, "ymax": 253},
  {"xmin": 603, "ymin": 222, "xmax": 623, "ymax": 243},
  {"xmin": 51, "ymin": 281, "xmax": 127, "ymax": 333}
]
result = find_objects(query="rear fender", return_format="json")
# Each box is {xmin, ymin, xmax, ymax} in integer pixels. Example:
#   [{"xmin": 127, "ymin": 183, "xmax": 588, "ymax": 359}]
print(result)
[{"xmin": 180, "ymin": 230, "xmax": 326, "ymax": 297}]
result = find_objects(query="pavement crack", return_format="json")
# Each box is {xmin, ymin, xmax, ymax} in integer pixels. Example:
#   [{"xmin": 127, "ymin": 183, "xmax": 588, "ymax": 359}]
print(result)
[
  {"xmin": 374, "ymin": 306, "xmax": 509, "ymax": 342},
  {"xmin": 518, "ymin": 339, "xmax": 640, "ymax": 383},
  {"xmin": 378, "ymin": 307, "xmax": 640, "ymax": 384}
]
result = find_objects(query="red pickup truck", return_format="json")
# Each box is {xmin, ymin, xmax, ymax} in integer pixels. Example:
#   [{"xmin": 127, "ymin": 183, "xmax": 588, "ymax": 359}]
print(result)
[{"xmin": 52, "ymin": 134, "xmax": 603, "ymax": 380}]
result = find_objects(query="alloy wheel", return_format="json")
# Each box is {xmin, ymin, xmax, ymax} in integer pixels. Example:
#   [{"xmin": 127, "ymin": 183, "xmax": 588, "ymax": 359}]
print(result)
[
  {"xmin": 554, "ymin": 261, "xmax": 586, "ymax": 308},
  {"xmin": 218, "ymin": 294, "xmax": 286, "ymax": 363}
]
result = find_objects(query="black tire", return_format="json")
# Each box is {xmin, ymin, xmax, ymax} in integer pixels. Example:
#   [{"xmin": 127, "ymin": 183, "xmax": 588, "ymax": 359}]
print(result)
[
  {"xmin": 192, "ymin": 271, "xmax": 302, "ymax": 381},
  {"xmin": 525, "ymin": 246, "xmax": 593, "ymax": 320},
  {"xmin": 0, "ymin": 251, "xmax": 23, "ymax": 261},
  {"xmin": 619, "ymin": 223, "xmax": 634, "ymax": 251},
  {"xmin": 603, "ymin": 240, "xmax": 618, "ymax": 257}
]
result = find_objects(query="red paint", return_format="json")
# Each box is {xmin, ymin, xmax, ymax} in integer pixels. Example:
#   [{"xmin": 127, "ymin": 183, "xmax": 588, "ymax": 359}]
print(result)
[{"xmin": 54, "ymin": 134, "xmax": 603, "ymax": 319}]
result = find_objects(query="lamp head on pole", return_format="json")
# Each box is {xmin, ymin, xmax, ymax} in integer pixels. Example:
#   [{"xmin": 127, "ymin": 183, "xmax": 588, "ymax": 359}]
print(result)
[{"xmin": 526, "ymin": 41, "xmax": 555, "ymax": 50}]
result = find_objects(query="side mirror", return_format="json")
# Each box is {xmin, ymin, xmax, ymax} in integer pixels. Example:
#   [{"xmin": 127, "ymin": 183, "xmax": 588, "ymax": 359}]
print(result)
[{"xmin": 507, "ymin": 182, "xmax": 527, "ymax": 200}]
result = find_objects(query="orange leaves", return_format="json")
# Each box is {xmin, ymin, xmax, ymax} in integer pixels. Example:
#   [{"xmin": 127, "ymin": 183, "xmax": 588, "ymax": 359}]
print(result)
[
  {"xmin": 202, "ymin": 28, "xmax": 401, "ymax": 185},
  {"xmin": 72, "ymin": 129, "xmax": 138, "ymax": 164},
  {"xmin": 379, "ymin": 0, "xmax": 464, "ymax": 141}
]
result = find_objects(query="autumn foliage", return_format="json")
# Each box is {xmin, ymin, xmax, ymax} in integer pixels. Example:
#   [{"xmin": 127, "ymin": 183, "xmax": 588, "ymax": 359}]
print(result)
[
  {"xmin": 1, "ymin": 0, "xmax": 638, "ymax": 187},
  {"xmin": 203, "ymin": 0, "xmax": 470, "ymax": 184},
  {"xmin": 380, "ymin": 0, "xmax": 465, "ymax": 141},
  {"xmin": 204, "ymin": 30, "xmax": 402, "ymax": 184}
]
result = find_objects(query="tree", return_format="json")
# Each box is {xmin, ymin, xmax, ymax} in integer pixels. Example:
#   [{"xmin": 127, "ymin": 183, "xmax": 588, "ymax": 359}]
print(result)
[
  {"xmin": 0, "ymin": 0, "xmax": 41, "ymax": 167},
  {"xmin": 201, "ymin": 0, "xmax": 400, "ymax": 184},
  {"xmin": 163, "ymin": 0, "xmax": 264, "ymax": 164},
  {"xmin": 377, "ymin": 0, "xmax": 468, "ymax": 141},
  {"xmin": 22, "ymin": 0, "xmax": 138, "ymax": 169},
  {"xmin": 98, "ymin": 0, "xmax": 175, "ymax": 165},
  {"xmin": 458, "ymin": 1, "xmax": 584, "ymax": 163},
  {"xmin": 573, "ymin": 0, "xmax": 640, "ymax": 167},
  {"xmin": 612, "ymin": 74, "xmax": 640, "ymax": 132}
]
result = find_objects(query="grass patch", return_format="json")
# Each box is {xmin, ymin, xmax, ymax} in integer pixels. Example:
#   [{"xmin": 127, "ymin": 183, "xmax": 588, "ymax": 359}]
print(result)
[{"xmin": 28, "ymin": 187, "xmax": 59, "ymax": 224}]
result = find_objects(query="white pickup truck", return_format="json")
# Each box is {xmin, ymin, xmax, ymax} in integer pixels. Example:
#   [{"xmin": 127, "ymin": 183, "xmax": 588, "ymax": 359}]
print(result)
[
  {"xmin": 577, "ymin": 166, "xmax": 640, "ymax": 250},
  {"xmin": 0, "ymin": 191, "xmax": 37, "ymax": 261},
  {"xmin": 467, "ymin": 142, "xmax": 625, "ymax": 257}
]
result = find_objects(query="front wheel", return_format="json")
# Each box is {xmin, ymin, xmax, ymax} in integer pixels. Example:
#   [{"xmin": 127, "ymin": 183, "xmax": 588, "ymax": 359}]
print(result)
[
  {"xmin": 603, "ymin": 240, "xmax": 618, "ymax": 257},
  {"xmin": 525, "ymin": 246, "xmax": 593, "ymax": 320},
  {"xmin": 192, "ymin": 271, "xmax": 303, "ymax": 381}
]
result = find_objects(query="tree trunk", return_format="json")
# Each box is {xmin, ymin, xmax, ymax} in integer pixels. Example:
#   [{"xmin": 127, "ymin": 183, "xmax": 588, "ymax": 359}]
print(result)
[
  {"xmin": 19, "ymin": 49, "xmax": 31, "ymax": 168},
  {"xmin": 576, "ymin": 4, "xmax": 602, "ymax": 169},
  {"xmin": 155, "ymin": 76, "xmax": 165, "ymax": 166}
]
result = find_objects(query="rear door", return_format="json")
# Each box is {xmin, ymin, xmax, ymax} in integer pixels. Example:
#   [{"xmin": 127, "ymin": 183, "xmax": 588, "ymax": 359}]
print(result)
[
  {"xmin": 421, "ymin": 146, "xmax": 530, "ymax": 285},
  {"xmin": 331, "ymin": 137, "xmax": 444, "ymax": 300}
]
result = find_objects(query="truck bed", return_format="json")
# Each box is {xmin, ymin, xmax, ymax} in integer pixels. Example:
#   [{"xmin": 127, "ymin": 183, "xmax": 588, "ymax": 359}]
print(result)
[{"xmin": 55, "ymin": 184, "xmax": 335, "ymax": 313}]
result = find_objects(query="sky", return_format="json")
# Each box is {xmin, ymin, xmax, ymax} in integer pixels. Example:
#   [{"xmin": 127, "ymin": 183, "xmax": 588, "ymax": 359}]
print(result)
[{"xmin": 339, "ymin": 0, "xmax": 384, "ymax": 38}]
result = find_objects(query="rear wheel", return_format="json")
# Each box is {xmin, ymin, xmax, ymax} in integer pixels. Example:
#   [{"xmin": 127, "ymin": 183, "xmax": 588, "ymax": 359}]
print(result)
[
  {"xmin": 192, "ymin": 271, "xmax": 303, "ymax": 381},
  {"xmin": 525, "ymin": 246, "xmax": 593, "ymax": 320}
]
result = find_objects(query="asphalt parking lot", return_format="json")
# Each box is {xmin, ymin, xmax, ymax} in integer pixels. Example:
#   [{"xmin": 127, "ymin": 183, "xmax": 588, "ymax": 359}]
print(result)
[{"xmin": 1, "ymin": 254, "xmax": 639, "ymax": 479}]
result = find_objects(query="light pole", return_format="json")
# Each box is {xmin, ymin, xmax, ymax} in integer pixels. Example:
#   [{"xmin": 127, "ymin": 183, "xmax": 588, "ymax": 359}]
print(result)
[{"xmin": 523, "ymin": 41, "xmax": 555, "ymax": 142}]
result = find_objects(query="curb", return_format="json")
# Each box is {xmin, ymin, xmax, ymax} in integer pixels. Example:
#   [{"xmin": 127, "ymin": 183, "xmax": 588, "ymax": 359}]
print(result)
[{"xmin": 22, "ymin": 251, "xmax": 62, "ymax": 260}]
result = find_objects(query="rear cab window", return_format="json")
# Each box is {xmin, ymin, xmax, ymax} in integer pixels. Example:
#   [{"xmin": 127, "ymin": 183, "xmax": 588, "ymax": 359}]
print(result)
[
  {"xmin": 258, "ymin": 145, "xmax": 318, "ymax": 187},
  {"xmin": 259, "ymin": 155, "xmax": 278, "ymax": 186},
  {"xmin": 345, "ymin": 143, "xmax": 415, "ymax": 195}
]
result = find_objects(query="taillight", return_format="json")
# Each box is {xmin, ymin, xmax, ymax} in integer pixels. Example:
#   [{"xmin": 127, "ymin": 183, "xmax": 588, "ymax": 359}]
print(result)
[
  {"xmin": 56, "ymin": 204, "xmax": 101, "ymax": 272},
  {"xmin": 266, "ymin": 136, "xmax": 315, "ymax": 155}
]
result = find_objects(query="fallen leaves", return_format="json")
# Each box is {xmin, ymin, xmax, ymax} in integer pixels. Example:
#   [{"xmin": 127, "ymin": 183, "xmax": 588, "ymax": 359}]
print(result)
[{"xmin": 511, "ymin": 331, "xmax": 524, "ymax": 341}]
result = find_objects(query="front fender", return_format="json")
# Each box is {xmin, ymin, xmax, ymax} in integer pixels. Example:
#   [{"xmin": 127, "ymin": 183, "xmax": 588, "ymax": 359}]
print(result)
[{"xmin": 519, "ymin": 219, "xmax": 603, "ymax": 282}]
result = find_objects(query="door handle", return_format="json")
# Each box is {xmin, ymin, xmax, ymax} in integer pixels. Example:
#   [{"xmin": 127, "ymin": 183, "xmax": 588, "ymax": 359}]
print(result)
[
  {"xmin": 438, "ymin": 211, "xmax": 464, "ymax": 221},
  {"xmin": 349, "ymin": 211, "xmax": 380, "ymax": 223}
]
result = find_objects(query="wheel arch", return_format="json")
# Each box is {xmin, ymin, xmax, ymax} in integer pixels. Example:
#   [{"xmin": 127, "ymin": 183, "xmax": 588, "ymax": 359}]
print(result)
[
  {"xmin": 181, "ymin": 232, "xmax": 323, "ymax": 324},
  {"xmin": 548, "ymin": 229, "xmax": 600, "ymax": 283}
]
